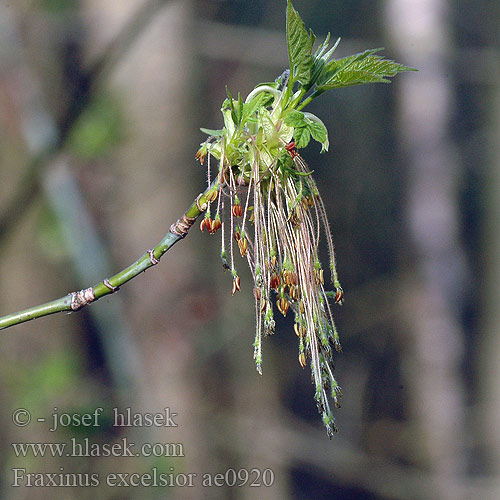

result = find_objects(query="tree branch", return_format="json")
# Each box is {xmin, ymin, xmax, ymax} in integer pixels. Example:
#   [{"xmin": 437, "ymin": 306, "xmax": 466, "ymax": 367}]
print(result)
[{"xmin": 0, "ymin": 181, "xmax": 217, "ymax": 331}]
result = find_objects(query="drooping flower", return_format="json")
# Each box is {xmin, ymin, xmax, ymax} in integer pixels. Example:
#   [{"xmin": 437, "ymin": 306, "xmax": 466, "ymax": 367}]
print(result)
[
  {"xmin": 195, "ymin": 0, "xmax": 413, "ymax": 436},
  {"xmin": 196, "ymin": 81, "xmax": 344, "ymax": 437}
]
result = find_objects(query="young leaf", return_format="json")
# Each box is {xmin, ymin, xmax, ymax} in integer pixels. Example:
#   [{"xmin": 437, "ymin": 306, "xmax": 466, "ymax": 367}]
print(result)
[
  {"xmin": 307, "ymin": 121, "xmax": 327, "ymax": 148},
  {"xmin": 316, "ymin": 49, "xmax": 415, "ymax": 92},
  {"xmin": 225, "ymin": 88, "xmax": 242, "ymax": 126},
  {"xmin": 237, "ymin": 92, "xmax": 244, "ymax": 125},
  {"xmin": 302, "ymin": 112, "xmax": 329, "ymax": 152},
  {"xmin": 222, "ymin": 107, "xmax": 236, "ymax": 138},
  {"xmin": 277, "ymin": 121, "xmax": 294, "ymax": 146},
  {"xmin": 294, "ymin": 126, "xmax": 311, "ymax": 149},
  {"xmin": 241, "ymin": 93, "xmax": 266, "ymax": 127},
  {"xmin": 200, "ymin": 128, "xmax": 224, "ymax": 137},
  {"xmin": 258, "ymin": 107, "xmax": 277, "ymax": 143},
  {"xmin": 307, "ymin": 35, "xmax": 341, "ymax": 91},
  {"xmin": 286, "ymin": 0, "xmax": 314, "ymax": 86},
  {"xmin": 284, "ymin": 110, "xmax": 306, "ymax": 128}
]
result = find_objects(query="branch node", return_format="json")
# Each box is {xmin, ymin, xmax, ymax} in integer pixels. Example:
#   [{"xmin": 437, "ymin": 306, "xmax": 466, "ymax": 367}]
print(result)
[
  {"xmin": 70, "ymin": 287, "xmax": 96, "ymax": 311},
  {"xmin": 103, "ymin": 279, "xmax": 119, "ymax": 293},
  {"xmin": 196, "ymin": 193, "xmax": 207, "ymax": 212},
  {"xmin": 170, "ymin": 213, "xmax": 196, "ymax": 239},
  {"xmin": 147, "ymin": 249, "xmax": 160, "ymax": 265}
]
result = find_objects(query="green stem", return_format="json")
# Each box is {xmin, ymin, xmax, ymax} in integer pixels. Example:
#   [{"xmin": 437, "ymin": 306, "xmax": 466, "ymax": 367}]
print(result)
[
  {"xmin": 281, "ymin": 78, "xmax": 295, "ymax": 109},
  {"xmin": 289, "ymin": 87, "xmax": 307, "ymax": 110},
  {"xmin": 296, "ymin": 89, "xmax": 324, "ymax": 111},
  {"xmin": 0, "ymin": 181, "xmax": 218, "ymax": 331},
  {"xmin": 296, "ymin": 95, "xmax": 313, "ymax": 111}
]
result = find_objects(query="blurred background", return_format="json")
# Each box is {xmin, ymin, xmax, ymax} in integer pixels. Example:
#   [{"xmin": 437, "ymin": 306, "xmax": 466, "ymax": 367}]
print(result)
[{"xmin": 0, "ymin": 0, "xmax": 499, "ymax": 499}]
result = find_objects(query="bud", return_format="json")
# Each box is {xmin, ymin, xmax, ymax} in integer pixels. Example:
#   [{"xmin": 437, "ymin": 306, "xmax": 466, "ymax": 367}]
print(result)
[
  {"xmin": 283, "ymin": 270, "xmax": 297, "ymax": 286},
  {"xmin": 210, "ymin": 218, "xmax": 222, "ymax": 234},
  {"xmin": 298, "ymin": 352, "xmax": 306, "ymax": 368},
  {"xmin": 200, "ymin": 218, "xmax": 211, "ymax": 232},
  {"xmin": 335, "ymin": 286, "xmax": 344, "ymax": 305},
  {"xmin": 195, "ymin": 148, "xmax": 206, "ymax": 165},
  {"xmin": 288, "ymin": 284, "xmax": 299, "ymax": 301},
  {"xmin": 314, "ymin": 268, "xmax": 324, "ymax": 285},
  {"xmin": 232, "ymin": 275, "xmax": 241, "ymax": 295},
  {"xmin": 270, "ymin": 273, "xmax": 281, "ymax": 290},
  {"xmin": 232, "ymin": 203, "xmax": 243, "ymax": 217},
  {"xmin": 294, "ymin": 323, "xmax": 306, "ymax": 338},
  {"xmin": 238, "ymin": 237, "xmax": 248, "ymax": 257},
  {"xmin": 277, "ymin": 297, "xmax": 289, "ymax": 316},
  {"xmin": 206, "ymin": 190, "xmax": 218, "ymax": 203},
  {"xmin": 260, "ymin": 299, "xmax": 267, "ymax": 314},
  {"xmin": 285, "ymin": 141, "xmax": 298, "ymax": 158}
]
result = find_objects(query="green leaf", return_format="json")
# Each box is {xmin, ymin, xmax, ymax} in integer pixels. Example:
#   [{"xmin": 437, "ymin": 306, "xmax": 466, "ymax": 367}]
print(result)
[
  {"xmin": 286, "ymin": 0, "xmax": 314, "ymax": 86},
  {"xmin": 294, "ymin": 126, "xmax": 311, "ymax": 149},
  {"xmin": 316, "ymin": 48, "xmax": 416, "ymax": 92},
  {"xmin": 200, "ymin": 128, "xmax": 224, "ymax": 137},
  {"xmin": 307, "ymin": 35, "xmax": 341, "ymax": 91},
  {"xmin": 222, "ymin": 107, "xmax": 236, "ymax": 138},
  {"xmin": 258, "ymin": 107, "xmax": 276, "ymax": 143},
  {"xmin": 241, "ymin": 92, "xmax": 265, "ymax": 127},
  {"xmin": 235, "ymin": 92, "xmax": 244, "ymax": 125},
  {"xmin": 307, "ymin": 120, "xmax": 327, "ymax": 145},
  {"xmin": 277, "ymin": 121, "xmax": 294, "ymax": 146},
  {"xmin": 283, "ymin": 110, "xmax": 306, "ymax": 127},
  {"xmin": 301, "ymin": 112, "xmax": 329, "ymax": 152},
  {"xmin": 224, "ymin": 88, "xmax": 243, "ymax": 126}
]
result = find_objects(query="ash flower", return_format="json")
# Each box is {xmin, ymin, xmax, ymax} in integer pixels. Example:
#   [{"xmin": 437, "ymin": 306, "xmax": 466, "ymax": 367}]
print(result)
[
  {"xmin": 194, "ymin": 0, "xmax": 413, "ymax": 436},
  {"xmin": 196, "ymin": 83, "xmax": 344, "ymax": 438}
]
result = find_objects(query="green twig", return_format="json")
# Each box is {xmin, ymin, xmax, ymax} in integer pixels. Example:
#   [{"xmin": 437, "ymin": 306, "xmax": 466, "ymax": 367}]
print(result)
[{"xmin": 0, "ymin": 181, "xmax": 218, "ymax": 331}]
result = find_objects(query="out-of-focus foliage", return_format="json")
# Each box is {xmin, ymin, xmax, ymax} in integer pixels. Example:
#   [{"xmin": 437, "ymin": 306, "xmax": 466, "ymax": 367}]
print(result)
[{"xmin": 67, "ymin": 94, "xmax": 125, "ymax": 160}]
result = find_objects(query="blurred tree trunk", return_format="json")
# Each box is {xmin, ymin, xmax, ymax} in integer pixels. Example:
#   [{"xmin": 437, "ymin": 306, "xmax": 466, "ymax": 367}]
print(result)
[
  {"xmin": 479, "ymin": 47, "xmax": 500, "ymax": 498},
  {"xmin": 384, "ymin": 1, "xmax": 467, "ymax": 499},
  {"xmin": 84, "ymin": 1, "xmax": 214, "ymax": 498}
]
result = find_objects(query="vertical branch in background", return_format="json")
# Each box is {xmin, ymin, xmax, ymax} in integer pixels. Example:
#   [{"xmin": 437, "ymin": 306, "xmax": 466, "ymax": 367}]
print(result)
[
  {"xmin": 385, "ymin": 1, "xmax": 467, "ymax": 499},
  {"xmin": 0, "ymin": 0, "xmax": 170, "ymax": 247},
  {"xmin": 479, "ymin": 49, "xmax": 500, "ymax": 488},
  {"xmin": 0, "ymin": 0, "xmax": 173, "ymax": 402}
]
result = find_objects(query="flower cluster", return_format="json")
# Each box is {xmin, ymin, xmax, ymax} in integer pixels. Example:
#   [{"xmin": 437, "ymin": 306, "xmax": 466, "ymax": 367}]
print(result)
[
  {"xmin": 196, "ymin": 84, "xmax": 343, "ymax": 437},
  {"xmin": 195, "ymin": 0, "xmax": 412, "ymax": 436}
]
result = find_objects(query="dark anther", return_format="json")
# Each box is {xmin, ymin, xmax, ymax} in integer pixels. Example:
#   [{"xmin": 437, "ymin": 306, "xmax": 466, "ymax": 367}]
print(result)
[
  {"xmin": 103, "ymin": 279, "xmax": 119, "ymax": 293},
  {"xmin": 285, "ymin": 141, "xmax": 299, "ymax": 159},
  {"xmin": 70, "ymin": 287, "xmax": 96, "ymax": 311}
]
